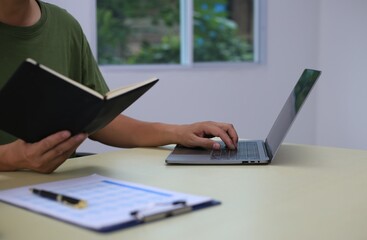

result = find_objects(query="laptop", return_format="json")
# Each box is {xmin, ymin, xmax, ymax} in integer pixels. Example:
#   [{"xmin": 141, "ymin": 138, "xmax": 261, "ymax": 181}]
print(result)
[{"xmin": 166, "ymin": 69, "xmax": 321, "ymax": 165}]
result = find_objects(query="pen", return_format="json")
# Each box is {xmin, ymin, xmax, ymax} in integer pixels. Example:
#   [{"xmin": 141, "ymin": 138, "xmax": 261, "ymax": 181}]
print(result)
[{"xmin": 30, "ymin": 188, "xmax": 87, "ymax": 209}]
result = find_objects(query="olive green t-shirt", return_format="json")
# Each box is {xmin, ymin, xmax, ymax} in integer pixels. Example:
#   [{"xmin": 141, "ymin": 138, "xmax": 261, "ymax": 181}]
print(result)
[{"xmin": 0, "ymin": 1, "xmax": 109, "ymax": 144}]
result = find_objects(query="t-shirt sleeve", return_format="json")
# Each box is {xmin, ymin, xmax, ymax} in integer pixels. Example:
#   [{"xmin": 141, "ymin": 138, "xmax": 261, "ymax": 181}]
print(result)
[{"xmin": 80, "ymin": 33, "xmax": 110, "ymax": 95}]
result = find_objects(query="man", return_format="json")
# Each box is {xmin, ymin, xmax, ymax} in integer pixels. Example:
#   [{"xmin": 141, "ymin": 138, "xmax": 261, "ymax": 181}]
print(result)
[{"xmin": 0, "ymin": 0, "xmax": 238, "ymax": 173}]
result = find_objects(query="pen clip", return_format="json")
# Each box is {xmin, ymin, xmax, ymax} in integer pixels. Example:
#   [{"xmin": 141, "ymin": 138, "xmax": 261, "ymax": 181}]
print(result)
[{"xmin": 130, "ymin": 200, "xmax": 192, "ymax": 222}]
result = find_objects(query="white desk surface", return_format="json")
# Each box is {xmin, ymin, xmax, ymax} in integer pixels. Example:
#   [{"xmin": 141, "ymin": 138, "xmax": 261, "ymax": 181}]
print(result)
[{"xmin": 1, "ymin": 144, "xmax": 367, "ymax": 240}]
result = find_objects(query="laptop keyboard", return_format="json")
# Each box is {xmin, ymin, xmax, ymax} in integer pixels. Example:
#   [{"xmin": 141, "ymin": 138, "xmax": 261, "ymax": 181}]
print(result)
[{"xmin": 210, "ymin": 141, "xmax": 260, "ymax": 160}]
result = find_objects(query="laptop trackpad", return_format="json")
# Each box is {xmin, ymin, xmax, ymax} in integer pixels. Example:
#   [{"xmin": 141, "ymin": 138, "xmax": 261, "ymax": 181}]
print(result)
[
  {"xmin": 172, "ymin": 145, "xmax": 211, "ymax": 155},
  {"xmin": 166, "ymin": 145, "xmax": 212, "ymax": 163}
]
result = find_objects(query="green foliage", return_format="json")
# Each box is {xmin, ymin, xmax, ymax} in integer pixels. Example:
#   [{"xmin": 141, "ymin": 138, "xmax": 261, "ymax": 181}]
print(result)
[
  {"xmin": 97, "ymin": 8, "xmax": 130, "ymax": 64},
  {"xmin": 97, "ymin": 0, "xmax": 253, "ymax": 64},
  {"xmin": 97, "ymin": 0, "xmax": 179, "ymax": 64},
  {"xmin": 193, "ymin": 11, "xmax": 252, "ymax": 62},
  {"xmin": 127, "ymin": 35, "xmax": 180, "ymax": 64}
]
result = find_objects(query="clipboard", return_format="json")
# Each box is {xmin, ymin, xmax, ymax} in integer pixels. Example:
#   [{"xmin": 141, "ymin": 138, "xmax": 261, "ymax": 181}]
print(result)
[{"xmin": 0, "ymin": 174, "xmax": 220, "ymax": 232}]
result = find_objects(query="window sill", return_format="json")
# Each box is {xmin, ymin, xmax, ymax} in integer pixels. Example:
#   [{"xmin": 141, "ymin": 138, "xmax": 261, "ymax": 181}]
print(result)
[{"xmin": 99, "ymin": 61, "xmax": 263, "ymax": 73}]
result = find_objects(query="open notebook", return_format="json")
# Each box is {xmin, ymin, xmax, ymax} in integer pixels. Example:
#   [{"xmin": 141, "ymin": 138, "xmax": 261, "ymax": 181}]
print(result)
[
  {"xmin": 0, "ymin": 174, "xmax": 219, "ymax": 232},
  {"xmin": 0, "ymin": 59, "xmax": 158, "ymax": 143}
]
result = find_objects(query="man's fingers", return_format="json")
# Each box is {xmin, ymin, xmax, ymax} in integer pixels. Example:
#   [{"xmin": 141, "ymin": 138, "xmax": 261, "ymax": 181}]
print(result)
[
  {"xmin": 203, "ymin": 122, "xmax": 238, "ymax": 149},
  {"xmin": 43, "ymin": 133, "xmax": 87, "ymax": 160},
  {"xmin": 35, "ymin": 133, "xmax": 87, "ymax": 173},
  {"xmin": 34, "ymin": 131, "xmax": 72, "ymax": 154},
  {"xmin": 26, "ymin": 132, "xmax": 87, "ymax": 173},
  {"xmin": 214, "ymin": 122, "xmax": 239, "ymax": 145}
]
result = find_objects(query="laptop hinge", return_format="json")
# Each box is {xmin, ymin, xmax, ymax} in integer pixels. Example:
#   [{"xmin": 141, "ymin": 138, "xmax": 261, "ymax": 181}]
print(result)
[{"xmin": 264, "ymin": 140, "xmax": 273, "ymax": 160}]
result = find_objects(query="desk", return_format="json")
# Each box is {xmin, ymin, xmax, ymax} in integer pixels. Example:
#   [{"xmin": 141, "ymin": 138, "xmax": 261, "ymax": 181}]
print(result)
[{"xmin": 1, "ymin": 144, "xmax": 367, "ymax": 240}]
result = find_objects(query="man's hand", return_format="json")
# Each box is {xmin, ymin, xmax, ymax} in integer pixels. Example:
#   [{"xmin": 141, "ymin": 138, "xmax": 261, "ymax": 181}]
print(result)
[
  {"xmin": 175, "ymin": 121, "xmax": 238, "ymax": 150},
  {"xmin": 0, "ymin": 131, "xmax": 87, "ymax": 173}
]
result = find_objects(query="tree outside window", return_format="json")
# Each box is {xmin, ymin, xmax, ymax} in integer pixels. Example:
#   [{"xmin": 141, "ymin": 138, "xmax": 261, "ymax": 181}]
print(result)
[{"xmin": 97, "ymin": 0, "xmax": 255, "ymax": 65}]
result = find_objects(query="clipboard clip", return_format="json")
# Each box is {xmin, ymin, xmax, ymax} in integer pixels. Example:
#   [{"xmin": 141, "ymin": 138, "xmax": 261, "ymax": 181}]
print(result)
[{"xmin": 130, "ymin": 200, "xmax": 192, "ymax": 222}]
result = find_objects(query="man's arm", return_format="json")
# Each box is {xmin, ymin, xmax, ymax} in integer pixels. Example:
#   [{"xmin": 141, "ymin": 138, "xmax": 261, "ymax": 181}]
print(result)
[
  {"xmin": 90, "ymin": 115, "xmax": 238, "ymax": 150},
  {"xmin": 0, "ymin": 115, "xmax": 237, "ymax": 173}
]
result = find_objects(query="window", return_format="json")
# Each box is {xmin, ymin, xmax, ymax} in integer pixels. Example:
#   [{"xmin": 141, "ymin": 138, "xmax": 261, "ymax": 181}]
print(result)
[{"xmin": 97, "ymin": 0, "xmax": 261, "ymax": 65}]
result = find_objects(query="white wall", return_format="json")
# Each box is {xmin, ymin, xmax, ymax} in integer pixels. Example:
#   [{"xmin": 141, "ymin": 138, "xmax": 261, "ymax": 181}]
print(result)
[
  {"xmin": 317, "ymin": 0, "xmax": 367, "ymax": 150},
  {"xmin": 44, "ymin": 0, "xmax": 367, "ymax": 153}
]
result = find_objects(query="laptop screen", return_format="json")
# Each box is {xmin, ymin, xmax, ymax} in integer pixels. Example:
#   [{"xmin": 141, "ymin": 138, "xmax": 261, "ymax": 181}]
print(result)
[{"xmin": 265, "ymin": 69, "xmax": 321, "ymax": 158}]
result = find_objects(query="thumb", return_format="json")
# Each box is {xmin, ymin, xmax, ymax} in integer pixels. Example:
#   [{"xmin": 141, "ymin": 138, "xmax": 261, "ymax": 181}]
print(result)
[{"xmin": 193, "ymin": 137, "xmax": 221, "ymax": 150}]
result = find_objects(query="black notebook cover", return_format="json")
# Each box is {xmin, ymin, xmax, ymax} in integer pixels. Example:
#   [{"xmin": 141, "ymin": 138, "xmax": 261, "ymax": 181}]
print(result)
[{"xmin": 0, "ymin": 59, "xmax": 158, "ymax": 143}]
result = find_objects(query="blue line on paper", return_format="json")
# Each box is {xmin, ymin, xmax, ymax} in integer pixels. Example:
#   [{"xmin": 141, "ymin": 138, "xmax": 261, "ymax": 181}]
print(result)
[{"xmin": 102, "ymin": 180, "xmax": 172, "ymax": 197}]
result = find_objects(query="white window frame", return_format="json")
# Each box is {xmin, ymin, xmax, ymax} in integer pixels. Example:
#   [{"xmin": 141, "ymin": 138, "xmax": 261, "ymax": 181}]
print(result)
[{"xmin": 95, "ymin": 0, "xmax": 267, "ymax": 71}]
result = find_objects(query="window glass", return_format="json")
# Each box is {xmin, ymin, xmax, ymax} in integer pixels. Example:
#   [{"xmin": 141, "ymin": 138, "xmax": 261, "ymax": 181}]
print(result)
[
  {"xmin": 97, "ymin": 0, "xmax": 180, "ymax": 64},
  {"xmin": 194, "ymin": 0, "xmax": 254, "ymax": 62},
  {"xmin": 97, "ymin": 0, "xmax": 255, "ymax": 65}
]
